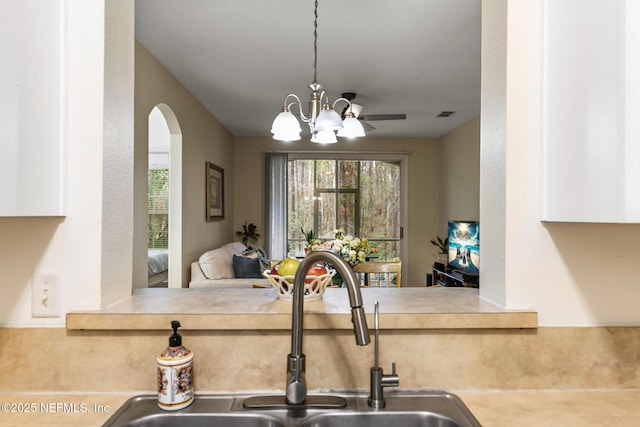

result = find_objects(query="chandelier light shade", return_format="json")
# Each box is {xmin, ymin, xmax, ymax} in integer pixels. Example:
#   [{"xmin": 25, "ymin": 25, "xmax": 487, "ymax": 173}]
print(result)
[
  {"xmin": 271, "ymin": 109, "xmax": 302, "ymax": 141},
  {"xmin": 271, "ymin": 0, "xmax": 365, "ymax": 143},
  {"xmin": 315, "ymin": 105, "xmax": 344, "ymax": 131},
  {"xmin": 311, "ymin": 129, "xmax": 338, "ymax": 144},
  {"xmin": 337, "ymin": 112, "xmax": 366, "ymax": 138}
]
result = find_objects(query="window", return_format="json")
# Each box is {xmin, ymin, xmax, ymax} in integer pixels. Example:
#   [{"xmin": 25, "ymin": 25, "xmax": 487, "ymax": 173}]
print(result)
[
  {"xmin": 148, "ymin": 168, "xmax": 169, "ymax": 248},
  {"xmin": 287, "ymin": 158, "xmax": 402, "ymax": 260}
]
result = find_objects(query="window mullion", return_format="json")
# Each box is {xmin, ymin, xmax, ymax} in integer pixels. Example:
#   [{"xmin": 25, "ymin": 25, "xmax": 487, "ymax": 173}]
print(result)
[{"xmin": 287, "ymin": 156, "xmax": 404, "ymax": 262}]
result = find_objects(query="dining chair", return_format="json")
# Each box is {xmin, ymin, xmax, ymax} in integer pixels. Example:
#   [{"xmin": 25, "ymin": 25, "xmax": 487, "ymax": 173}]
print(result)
[{"xmin": 353, "ymin": 261, "xmax": 402, "ymax": 287}]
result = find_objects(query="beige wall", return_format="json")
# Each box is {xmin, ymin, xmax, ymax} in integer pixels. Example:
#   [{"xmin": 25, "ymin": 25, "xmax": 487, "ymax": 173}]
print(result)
[
  {"xmin": 2, "ymin": 326, "xmax": 638, "ymax": 393},
  {"xmin": 234, "ymin": 136, "xmax": 442, "ymax": 288},
  {"xmin": 439, "ymin": 116, "xmax": 481, "ymax": 233},
  {"xmin": 134, "ymin": 43, "xmax": 237, "ymax": 287}
]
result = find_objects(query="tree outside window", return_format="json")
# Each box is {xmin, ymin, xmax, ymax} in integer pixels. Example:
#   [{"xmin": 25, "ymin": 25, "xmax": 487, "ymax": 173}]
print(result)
[
  {"xmin": 288, "ymin": 159, "xmax": 400, "ymax": 260},
  {"xmin": 148, "ymin": 169, "xmax": 169, "ymax": 248}
]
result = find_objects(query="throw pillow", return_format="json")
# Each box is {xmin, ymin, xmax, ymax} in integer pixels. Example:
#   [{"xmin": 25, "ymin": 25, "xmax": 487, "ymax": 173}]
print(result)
[
  {"xmin": 198, "ymin": 242, "xmax": 247, "ymax": 279},
  {"xmin": 232, "ymin": 254, "xmax": 263, "ymax": 279},
  {"xmin": 242, "ymin": 247, "xmax": 270, "ymax": 272}
]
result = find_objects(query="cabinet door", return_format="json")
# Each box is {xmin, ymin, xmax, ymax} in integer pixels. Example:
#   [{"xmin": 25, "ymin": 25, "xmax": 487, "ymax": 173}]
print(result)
[
  {"xmin": 541, "ymin": 0, "xmax": 639, "ymax": 223},
  {"xmin": 0, "ymin": 1, "xmax": 65, "ymax": 216}
]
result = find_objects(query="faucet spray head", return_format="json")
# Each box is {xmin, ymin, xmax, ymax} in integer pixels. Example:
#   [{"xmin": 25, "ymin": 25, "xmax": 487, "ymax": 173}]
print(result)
[{"xmin": 352, "ymin": 306, "xmax": 370, "ymax": 346}]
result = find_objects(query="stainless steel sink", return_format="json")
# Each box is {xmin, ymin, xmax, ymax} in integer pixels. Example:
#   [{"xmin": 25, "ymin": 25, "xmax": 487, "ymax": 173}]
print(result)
[
  {"xmin": 300, "ymin": 412, "xmax": 460, "ymax": 427},
  {"xmin": 111, "ymin": 413, "xmax": 285, "ymax": 427},
  {"xmin": 103, "ymin": 395, "xmax": 286, "ymax": 427},
  {"xmin": 103, "ymin": 391, "xmax": 481, "ymax": 427}
]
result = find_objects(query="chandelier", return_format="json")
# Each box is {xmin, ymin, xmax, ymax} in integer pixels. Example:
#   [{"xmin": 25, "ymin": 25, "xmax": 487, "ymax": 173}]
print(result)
[{"xmin": 270, "ymin": 0, "xmax": 365, "ymax": 144}]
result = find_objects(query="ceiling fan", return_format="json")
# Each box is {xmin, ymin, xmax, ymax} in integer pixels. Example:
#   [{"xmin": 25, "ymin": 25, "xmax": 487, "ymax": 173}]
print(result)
[{"xmin": 340, "ymin": 92, "xmax": 406, "ymax": 132}]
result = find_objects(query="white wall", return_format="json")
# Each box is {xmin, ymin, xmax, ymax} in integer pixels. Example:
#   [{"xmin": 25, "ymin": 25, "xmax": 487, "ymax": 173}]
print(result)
[
  {"xmin": 0, "ymin": 0, "xmax": 65, "ymax": 216},
  {"xmin": 0, "ymin": 1, "xmax": 107, "ymax": 326},
  {"xmin": 500, "ymin": 0, "xmax": 640, "ymax": 325},
  {"xmin": 101, "ymin": 0, "xmax": 135, "ymax": 307},
  {"xmin": 479, "ymin": 0, "xmax": 508, "ymax": 307},
  {"xmin": 541, "ymin": 0, "xmax": 640, "ymax": 222},
  {"xmin": 148, "ymin": 107, "xmax": 171, "ymax": 159}
]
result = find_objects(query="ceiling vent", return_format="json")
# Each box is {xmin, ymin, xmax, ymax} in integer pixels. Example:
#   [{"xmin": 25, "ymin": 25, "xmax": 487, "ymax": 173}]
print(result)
[{"xmin": 436, "ymin": 111, "xmax": 455, "ymax": 117}]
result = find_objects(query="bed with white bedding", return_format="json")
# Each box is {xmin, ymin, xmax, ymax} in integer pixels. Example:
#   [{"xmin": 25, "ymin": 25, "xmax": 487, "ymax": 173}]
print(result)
[{"xmin": 148, "ymin": 248, "xmax": 169, "ymax": 286}]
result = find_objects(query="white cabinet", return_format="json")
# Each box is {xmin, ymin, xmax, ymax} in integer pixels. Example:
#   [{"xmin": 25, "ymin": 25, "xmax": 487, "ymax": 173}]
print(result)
[
  {"xmin": 0, "ymin": 1, "xmax": 65, "ymax": 216},
  {"xmin": 541, "ymin": 0, "xmax": 640, "ymax": 223}
]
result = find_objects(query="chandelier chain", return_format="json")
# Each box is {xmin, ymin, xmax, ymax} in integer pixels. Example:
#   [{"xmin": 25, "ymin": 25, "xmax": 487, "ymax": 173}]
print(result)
[
  {"xmin": 271, "ymin": 0, "xmax": 365, "ymax": 141},
  {"xmin": 313, "ymin": 0, "xmax": 318, "ymax": 84}
]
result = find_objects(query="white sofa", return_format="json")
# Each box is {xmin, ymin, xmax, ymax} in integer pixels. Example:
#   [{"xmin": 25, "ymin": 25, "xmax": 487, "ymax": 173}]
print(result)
[{"xmin": 188, "ymin": 242, "xmax": 270, "ymax": 288}]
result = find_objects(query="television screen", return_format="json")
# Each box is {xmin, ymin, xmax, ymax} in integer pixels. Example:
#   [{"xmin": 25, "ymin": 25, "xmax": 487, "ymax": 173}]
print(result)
[{"xmin": 447, "ymin": 221, "xmax": 479, "ymax": 274}]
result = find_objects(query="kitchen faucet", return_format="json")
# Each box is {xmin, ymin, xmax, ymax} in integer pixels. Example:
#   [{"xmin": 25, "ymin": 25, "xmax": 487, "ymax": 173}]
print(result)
[
  {"xmin": 242, "ymin": 250, "xmax": 370, "ymax": 409},
  {"xmin": 286, "ymin": 250, "xmax": 370, "ymax": 405}
]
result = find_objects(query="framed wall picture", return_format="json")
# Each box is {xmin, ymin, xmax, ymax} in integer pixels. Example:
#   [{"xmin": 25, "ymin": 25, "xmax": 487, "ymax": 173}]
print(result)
[{"xmin": 205, "ymin": 161, "xmax": 224, "ymax": 221}]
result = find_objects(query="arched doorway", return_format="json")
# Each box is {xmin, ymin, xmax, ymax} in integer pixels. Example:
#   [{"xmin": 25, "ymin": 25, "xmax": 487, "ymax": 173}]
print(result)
[{"xmin": 147, "ymin": 104, "xmax": 182, "ymax": 288}]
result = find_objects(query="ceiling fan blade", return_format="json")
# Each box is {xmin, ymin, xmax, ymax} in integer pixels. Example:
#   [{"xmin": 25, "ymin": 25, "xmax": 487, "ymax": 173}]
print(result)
[
  {"xmin": 360, "ymin": 114, "xmax": 406, "ymax": 121},
  {"xmin": 360, "ymin": 120, "xmax": 376, "ymax": 132}
]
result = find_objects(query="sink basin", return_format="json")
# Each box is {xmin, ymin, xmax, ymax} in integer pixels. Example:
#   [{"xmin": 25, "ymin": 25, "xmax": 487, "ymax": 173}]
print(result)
[
  {"xmin": 114, "ymin": 413, "xmax": 285, "ymax": 427},
  {"xmin": 103, "ymin": 395, "xmax": 286, "ymax": 427},
  {"xmin": 103, "ymin": 391, "xmax": 481, "ymax": 427},
  {"xmin": 300, "ymin": 412, "xmax": 460, "ymax": 427}
]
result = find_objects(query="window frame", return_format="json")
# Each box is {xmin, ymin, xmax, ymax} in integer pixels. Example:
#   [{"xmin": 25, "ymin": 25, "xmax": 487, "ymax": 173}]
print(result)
[{"xmin": 287, "ymin": 151, "xmax": 408, "ymax": 278}]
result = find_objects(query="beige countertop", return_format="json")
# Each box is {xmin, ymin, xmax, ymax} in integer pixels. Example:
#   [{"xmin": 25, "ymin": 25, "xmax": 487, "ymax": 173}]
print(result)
[
  {"xmin": 67, "ymin": 287, "xmax": 537, "ymax": 330},
  {"xmin": 2, "ymin": 390, "xmax": 638, "ymax": 426}
]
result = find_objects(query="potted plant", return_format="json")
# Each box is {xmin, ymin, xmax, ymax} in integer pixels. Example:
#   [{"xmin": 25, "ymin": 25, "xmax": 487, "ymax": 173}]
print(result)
[
  {"xmin": 236, "ymin": 221, "xmax": 260, "ymax": 247},
  {"xmin": 301, "ymin": 227, "xmax": 320, "ymax": 254},
  {"xmin": 430, "ymin": 235, "xmax": 449, "ymax": 264}
]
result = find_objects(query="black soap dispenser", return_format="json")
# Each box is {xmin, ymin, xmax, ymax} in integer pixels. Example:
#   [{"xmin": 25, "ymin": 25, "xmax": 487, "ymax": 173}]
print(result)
[{"xmin": 157, "ymin": 320, "xmax": 194, "ymax": 410}]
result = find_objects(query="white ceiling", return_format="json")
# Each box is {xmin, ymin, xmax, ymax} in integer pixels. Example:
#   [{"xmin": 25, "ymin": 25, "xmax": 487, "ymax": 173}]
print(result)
[{"xmin": 135, "ymin": 0, "xmax": 481, "ymax": 139}]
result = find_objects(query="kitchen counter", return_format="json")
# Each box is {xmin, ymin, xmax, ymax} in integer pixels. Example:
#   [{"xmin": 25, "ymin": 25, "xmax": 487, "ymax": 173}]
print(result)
[
  {"xmin": 67, "ymin": 287, "xmax": 537, "ymax": 330},
  {"xmin": 2, "ymin": 390, "xmax": 638, "ymax": 426},
  {"xmin": 457, "ymin": 390, "xmax": 640, "ymax": 426}
]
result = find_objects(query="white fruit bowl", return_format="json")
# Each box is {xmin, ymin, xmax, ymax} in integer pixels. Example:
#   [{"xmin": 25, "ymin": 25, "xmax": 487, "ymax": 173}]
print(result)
[{"xmin": 262, "ymin": 271, "xmax": 336, "ymax": 301}]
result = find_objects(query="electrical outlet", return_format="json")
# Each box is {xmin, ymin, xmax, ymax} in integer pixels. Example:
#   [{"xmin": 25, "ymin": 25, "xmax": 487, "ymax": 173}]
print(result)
[{"xmin": 32, "ymin": 273, "xmax": 61, "ymax": 318}]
